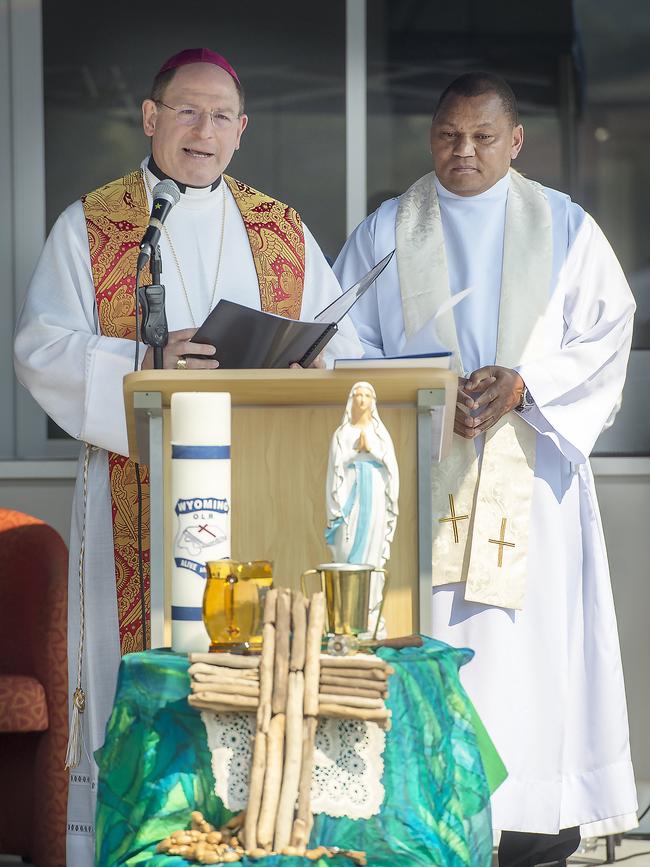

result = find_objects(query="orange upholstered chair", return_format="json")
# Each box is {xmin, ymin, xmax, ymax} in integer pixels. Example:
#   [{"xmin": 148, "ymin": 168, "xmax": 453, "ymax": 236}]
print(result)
[{"xmin": 0, "ymin": 508, "xmax": 69, "ymax": 867}]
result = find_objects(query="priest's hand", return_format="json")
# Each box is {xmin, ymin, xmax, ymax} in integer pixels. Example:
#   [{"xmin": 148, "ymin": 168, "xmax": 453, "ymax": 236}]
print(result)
[
  {"xmin": 455, "ymin": 366, "xmax": 525, "ymax": 438},
  {"xmin": 141, "ymin": 328, "xmax": 220, "ymax": 370},
  {"xmin": 454, "ymin": 377, "xmax": 481, "ymax": 438}
]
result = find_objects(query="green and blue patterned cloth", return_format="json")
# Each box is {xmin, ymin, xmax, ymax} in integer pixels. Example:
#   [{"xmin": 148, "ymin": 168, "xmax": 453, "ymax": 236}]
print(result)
[{"xmin": 95, "ymin": 638, "xmax": 504, "ymax": 866}]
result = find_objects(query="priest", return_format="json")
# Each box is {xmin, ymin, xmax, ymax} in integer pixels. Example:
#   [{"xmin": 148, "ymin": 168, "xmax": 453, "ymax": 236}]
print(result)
[
  {"xmin": 333, "ymin": 72, "xmax": 637, "ymax": 866},
  {"xmin": 13, "ymin": 47, "xmax": 361, "ymax": 867}
]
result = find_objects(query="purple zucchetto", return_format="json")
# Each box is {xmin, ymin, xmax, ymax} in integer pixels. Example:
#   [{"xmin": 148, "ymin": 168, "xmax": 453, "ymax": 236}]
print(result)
[{"xmin": 156, "ymin": 48, "xmax": 240, "ymax": 84}]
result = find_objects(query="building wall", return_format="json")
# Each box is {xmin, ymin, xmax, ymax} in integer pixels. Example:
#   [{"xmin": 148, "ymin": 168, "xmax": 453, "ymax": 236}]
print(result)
[
  {"xmin": 0, "ymin": 471, "xmax": 75, "ymax": 543},
  {"xmin": 594, "ymin": 467, "xmax": 650, "ymax": 785}
]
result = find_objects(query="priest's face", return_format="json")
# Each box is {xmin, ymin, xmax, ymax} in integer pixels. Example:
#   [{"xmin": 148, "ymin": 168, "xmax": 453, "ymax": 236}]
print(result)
[
  {"xmin": 430, "ymin": 92, "xmax": 524, "ymax": 196},
  {"xmin": 142, "ymin": 63, "xmax": 248, "ymax": 187}
]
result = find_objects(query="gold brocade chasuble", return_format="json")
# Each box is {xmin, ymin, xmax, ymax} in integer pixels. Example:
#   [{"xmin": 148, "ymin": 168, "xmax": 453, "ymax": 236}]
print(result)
[
  {"xmin": 396, "ymin": 169, "xmax": 552, "ymax": 610},
  {"xmin": 82, "ymin": 170, "xmax": 306, "ymax": 653}
]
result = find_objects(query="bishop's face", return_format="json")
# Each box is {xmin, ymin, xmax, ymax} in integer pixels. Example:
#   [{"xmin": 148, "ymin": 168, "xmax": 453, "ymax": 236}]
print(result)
[
  {"xmin": 430, "ymin": 92, "xmax": 523, "ymax": 196},
  {"xmin": 142, "ymin": 63, "xmax": 248, "ymax": 188}
]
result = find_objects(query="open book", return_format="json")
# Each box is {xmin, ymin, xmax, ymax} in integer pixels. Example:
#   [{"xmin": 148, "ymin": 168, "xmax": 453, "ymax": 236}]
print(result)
[
  {"xmin": 335, "ymin": 352, "xmax": 452, "ymax": 370},
  {"xmin": 189, "ymin": 251, "xmax": 394, "ymax": 369}
]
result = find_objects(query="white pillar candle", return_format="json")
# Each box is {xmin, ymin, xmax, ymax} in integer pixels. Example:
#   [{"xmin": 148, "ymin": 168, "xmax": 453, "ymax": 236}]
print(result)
[{"xmin": 170, "ymin": 392, "xmax": 231, "ymax": 652}]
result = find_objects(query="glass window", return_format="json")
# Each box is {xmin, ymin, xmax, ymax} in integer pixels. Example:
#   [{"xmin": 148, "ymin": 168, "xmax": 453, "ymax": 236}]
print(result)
[
  {"xmin": 43, "ymin": 2, "xmax": 346, "ymax": 256},
  {"xmin": 39, "ymin": 0, "xmax": 346, "ymax": 447},
  {"xmin": 366, "ymin": 0, "xmax": 649, "ymax": 455},
  {"xmin": 574, "ymin": 0, "xmax": 650, "ymax": 350},
  {"xmin": 366, "ymin": 2, "xmax": 576, "ymax": 210},
  {"xmin": 573, "ymin": 0, "xmax": 650, "ymax": 454},
  {"xmin": 32, "ymin": 0, "xmax": 650, "ymax": 455}
]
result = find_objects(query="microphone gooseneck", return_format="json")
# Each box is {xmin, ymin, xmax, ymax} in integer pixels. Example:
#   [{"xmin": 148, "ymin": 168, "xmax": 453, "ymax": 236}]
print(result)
[{"xmin": 136, "ymin": 179, "xmax": 181, "ymax": 272}]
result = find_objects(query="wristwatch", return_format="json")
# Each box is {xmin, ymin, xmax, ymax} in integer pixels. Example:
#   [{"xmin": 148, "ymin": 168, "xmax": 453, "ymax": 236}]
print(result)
[{"xmin": 516, "ymin": 384, "xmax": 535, "ymax": 412}]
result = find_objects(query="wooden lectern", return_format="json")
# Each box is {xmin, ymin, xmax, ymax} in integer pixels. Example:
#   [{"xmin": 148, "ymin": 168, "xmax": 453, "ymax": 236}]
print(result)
[{"xmin": 123, "ymin": 368, "xmax": 456, "ymax": 647}]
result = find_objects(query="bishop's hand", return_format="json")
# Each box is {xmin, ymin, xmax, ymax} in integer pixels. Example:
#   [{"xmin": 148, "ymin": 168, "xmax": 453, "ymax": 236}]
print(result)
[
  {"xmin": 454, "ymin": 366, "xmax": 525, "ymax": 438},
  {"xmin": 142, "ymin": 328, "xmax": 220, "ymax": 370},
  {"xmin": 289, "ymin": 351, "xmax": 326, "ymax": 369}
]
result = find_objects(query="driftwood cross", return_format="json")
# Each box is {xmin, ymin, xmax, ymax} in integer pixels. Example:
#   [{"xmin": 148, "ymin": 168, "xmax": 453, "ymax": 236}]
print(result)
[{"xmin": 188, "ymin": 588, "xmax": 391, "ymax": 859}]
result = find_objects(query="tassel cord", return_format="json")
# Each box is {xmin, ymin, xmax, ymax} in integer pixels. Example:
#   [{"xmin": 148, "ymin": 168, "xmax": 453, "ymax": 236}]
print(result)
[{"xmin": 65, "ymin": 442, "xmax": 94, "ymax": 770}]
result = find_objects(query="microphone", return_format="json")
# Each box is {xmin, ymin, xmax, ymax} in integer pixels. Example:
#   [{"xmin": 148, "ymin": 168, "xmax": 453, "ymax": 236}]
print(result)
[{"xmin": 136, "ymin": 179, "xmax": 181, "ymax": 272}]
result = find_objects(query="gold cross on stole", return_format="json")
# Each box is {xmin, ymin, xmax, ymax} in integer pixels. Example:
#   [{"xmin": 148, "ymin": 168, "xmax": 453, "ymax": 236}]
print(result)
[
  {"xmin": 488, "ymin": 517, "xmax": 515, "ymax": 567},
  {"xmin": 438, "ymin": 494, "xmax": 469, "ymax": 543}
]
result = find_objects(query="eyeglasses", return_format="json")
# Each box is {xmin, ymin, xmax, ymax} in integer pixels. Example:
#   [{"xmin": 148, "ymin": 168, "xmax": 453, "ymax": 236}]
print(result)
[{"xmin": 155, "ymin": 101, "xmax": 238, "ymax": 128}]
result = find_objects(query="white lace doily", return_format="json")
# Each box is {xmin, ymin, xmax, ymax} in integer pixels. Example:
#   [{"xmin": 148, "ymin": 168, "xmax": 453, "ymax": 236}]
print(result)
[
  {"xmin": 201, "ymin": 711, "xmax": 385, "ymax": 819},
  {"xmin": 312, "ymin": 716, "xmax": 385, "ymax": 817}
]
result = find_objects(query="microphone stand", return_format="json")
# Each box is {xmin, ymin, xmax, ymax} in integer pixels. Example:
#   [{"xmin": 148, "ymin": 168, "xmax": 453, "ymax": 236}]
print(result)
[
  {"xmin": 134, "ymin": 244, "xmax": 170, "ymax": 652},
  {"xmin": 138, "ymin": 245, "xmax": 169, "ymax": 370}
]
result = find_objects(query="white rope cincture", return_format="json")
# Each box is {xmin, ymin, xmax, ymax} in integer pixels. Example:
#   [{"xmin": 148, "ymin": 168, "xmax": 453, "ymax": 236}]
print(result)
[{"xmin": 65, "ymin": 443, "xmax": 94, "ymax": 770}]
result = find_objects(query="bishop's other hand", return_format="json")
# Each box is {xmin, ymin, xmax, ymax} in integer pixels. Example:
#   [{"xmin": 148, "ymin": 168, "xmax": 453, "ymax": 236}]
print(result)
[
  {"xmin": 454, "ymin": 366, "xmax": 525, "ymax": 438},
  {"xmin": 289, "ymin": 351, "xmax": 326, "ymax": 369},
  {"xmin": 142, "ymin": 328, "xmax": 219, "ymax": 370}
]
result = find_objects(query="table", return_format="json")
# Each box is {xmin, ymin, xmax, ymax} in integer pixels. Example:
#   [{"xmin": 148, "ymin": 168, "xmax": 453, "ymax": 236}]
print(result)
[{"xmin": 95, "ymin": 638, "xmax": 504, "ymax": 866}]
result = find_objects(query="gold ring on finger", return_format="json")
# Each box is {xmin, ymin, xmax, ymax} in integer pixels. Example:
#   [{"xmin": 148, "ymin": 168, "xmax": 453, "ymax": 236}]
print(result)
[{"xmin": 176, "ymin": 357, "xmax": 188, "ymax": 370}]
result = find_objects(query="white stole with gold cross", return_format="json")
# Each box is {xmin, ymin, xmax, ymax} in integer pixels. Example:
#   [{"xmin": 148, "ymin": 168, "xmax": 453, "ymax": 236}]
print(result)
[{"xmin": 396, "ymin": 169, "xmax": 552, "ymax": 610}]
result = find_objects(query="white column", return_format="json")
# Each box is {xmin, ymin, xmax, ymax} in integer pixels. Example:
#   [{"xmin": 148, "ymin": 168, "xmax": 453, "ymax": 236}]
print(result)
[{"xmin": 346, "ymin": 0, "xmax": 367, "ymax": 237}]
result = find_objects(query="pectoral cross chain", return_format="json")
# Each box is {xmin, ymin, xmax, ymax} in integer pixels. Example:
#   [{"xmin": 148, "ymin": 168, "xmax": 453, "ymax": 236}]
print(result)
[
  {"xmin": 488, "ymin": 518, "xmax": 515, "ymax": 567},
  {"xmin": 438, "ymin": 494, "xmax": 469, "ymax": 543}
]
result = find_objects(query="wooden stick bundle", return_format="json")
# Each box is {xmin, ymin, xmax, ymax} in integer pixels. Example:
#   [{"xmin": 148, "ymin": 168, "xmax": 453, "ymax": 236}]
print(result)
[
  {"xmin": 243, "ymin": 731, "xmax": 266, "ymax": 850},
  {"xmin": 256, "ymin": 588, "xmax": 278, "ymax": 736},
  {"xmin": 320, "ymin": 674, "xmax": 388, "ymax": 694},
  {"xmin": 240, "ymin": 589, "xmax": 278, "ymax": 850},
  {"xmin": 189, "ymin": 652, "xmax": 261, "ymax": 669},
  {"xmin": 291, "ymin": 715, "xmax": 317, "ymax": 849},
  {"xmin": 290, "ymin": 595, "xmax": 307, "ymax": 672},
  {"xmin": 190, "ymin": 672, "xmax": 259, "ymax": 686},
  {"xmin": 316, "ymin": 665, "xmax": 388, "ymax": 681},
  {"xmin": 272, "ymin": 590, "xmax": 291, "ymax": 715},
  {"xmin": 188, "ymin": 699, "xmax": 260, "ymax": 715},
  {"xmin": 317, "ymin": 692, "xmax": 385, "ymax": 709},
  {"xmin": 189, "ymin": 662, "xmax": 260, "ymax": 679},
  {"xmin": 319, "ymin": 703, "xmax": 392, "ymax": 730},
  {"xmin": 319, "ymin": 684, "xmax": 385, "ymax": 700},
  {"xmin": 274, "ymin": 670, "xmax": 305, "ymax": 851},
  {"xmin": 191, "ymin": 672, "xmax": 259, "ymax": 687},
  {"xmin": 256, "ymin": 712, "xmax": 285, "ymax": 848},
  {"xmin": 190, "ymin": 680, "xmax": 260, "ymax": 697},
  {"xmin": 188, "ymin": 692, "xmax": 258, "ymax": 709},
  {"xmin": 303, "ymin": 594, "xmax": 325, "ymax": 718},
  {"xmin": 319, "ymin": 653, "xmax": 388, "ymax": 670}
]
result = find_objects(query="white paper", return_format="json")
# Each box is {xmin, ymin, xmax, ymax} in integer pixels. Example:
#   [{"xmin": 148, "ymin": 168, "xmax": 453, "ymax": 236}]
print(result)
[{"xmin": 398, "ymin": 286, "xmax": 473, "ymax": 356}]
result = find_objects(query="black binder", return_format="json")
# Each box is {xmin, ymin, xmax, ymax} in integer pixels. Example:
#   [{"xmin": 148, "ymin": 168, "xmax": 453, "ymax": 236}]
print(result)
[{"xmin": 189, "ymin": 250, "xmax": 394, "ymax": 368}]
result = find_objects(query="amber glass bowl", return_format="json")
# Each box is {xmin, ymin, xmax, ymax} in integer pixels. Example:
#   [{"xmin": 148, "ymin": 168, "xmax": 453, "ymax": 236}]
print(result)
[{"xmin": 202, "ymin": 559, "xmax": 273, "ymax": 652}]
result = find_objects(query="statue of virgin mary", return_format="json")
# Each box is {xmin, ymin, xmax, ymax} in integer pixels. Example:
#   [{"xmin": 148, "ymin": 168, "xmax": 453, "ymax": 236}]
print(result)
[{"xmin": 325, "ymin": 382, "xmax": 399, "ymax": 637}]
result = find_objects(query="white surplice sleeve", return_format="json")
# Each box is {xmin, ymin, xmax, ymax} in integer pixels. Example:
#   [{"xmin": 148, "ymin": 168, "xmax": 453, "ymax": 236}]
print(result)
[
  {"xmin": 333, "ymin": 201, "xmax": 402, "ymax": 358},
  {"xmin": 300, "ymin": 222, "xmax": 363, "ymax": 365},
  {"xmin": 13, "ymin": 201, "xmax": 144, "ymax": 457},
  {"xmin": 517, "ymin": 213, "xmax": 636, "ymax": 465}
]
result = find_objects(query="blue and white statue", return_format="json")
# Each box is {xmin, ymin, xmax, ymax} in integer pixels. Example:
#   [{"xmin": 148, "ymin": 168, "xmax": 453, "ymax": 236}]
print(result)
[{"xmin": 325, "ymin": 382, "xmax": 399, "ymax": 637}]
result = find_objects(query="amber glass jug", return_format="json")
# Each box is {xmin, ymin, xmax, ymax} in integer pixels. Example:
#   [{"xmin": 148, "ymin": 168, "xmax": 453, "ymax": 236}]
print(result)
[{"xmin": 202, "ymin": 559, "xmax": 273, "ymax": 652}]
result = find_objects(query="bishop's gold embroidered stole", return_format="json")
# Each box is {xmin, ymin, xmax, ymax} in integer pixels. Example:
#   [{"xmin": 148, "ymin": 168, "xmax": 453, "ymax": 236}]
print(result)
[
  {"xmin": 82, "ymin": 170, "xmax": 306, "ymax": 653},
  {"xmin": 396, "ymin": 169, "xmax": 551, "ymax": 609}
]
